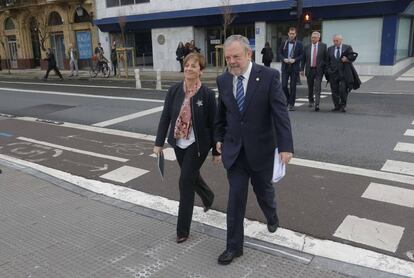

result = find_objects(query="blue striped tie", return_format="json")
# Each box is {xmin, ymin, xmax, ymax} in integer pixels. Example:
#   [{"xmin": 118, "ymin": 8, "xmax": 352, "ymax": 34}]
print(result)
[{"xmin": 236, "ymin": 75, "xmax": 245, "ymax": 112}]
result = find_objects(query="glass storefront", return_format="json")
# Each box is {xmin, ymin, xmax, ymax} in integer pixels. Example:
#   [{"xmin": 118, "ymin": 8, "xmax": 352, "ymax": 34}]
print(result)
[{"xmin": 205, "ymin": 24, "xmax": 254, "ymax": 66}]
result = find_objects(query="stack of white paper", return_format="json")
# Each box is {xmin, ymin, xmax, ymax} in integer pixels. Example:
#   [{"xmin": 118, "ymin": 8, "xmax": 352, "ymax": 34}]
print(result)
[{"xmin": 272, "ymin": 148, "xmax": 286, "ymax": 183}]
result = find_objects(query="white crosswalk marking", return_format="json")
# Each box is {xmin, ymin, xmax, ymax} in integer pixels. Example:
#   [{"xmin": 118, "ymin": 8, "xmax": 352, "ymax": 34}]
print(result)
[
  {"xmin": 100, "ymin": 166, "xmax": 149, "ymax": 183},
  {"xmin": 296, "ymin": 98, "xmax": 308, "ymax": 102},
  {"xmin": 405, "ymin": 129, "xmax": 414, "ymax": 137},
  {"xmin": 294, "ymin": 103, "xmax": 305, "ymax": 107},
  {"xmin": 381, "ymin": 160, "xmax": 414, "ymax": 176},
  {"xmin": 334, "ymin": 215, "xmax": 404, "ymax": 252},
  {"xmin": 362, "ymin": 182, "xmax": 414, "ymax": 208},
  {"xmin": 394, "ymin": 142, "xmax": 414, "ymax": 154},
  {"xmin": 93, "ymin": 106, "xmax": 164, "ymax": 127},
  {"xmin": 150, "ymin": 147, "xmax": 176, "ymax": 161}
]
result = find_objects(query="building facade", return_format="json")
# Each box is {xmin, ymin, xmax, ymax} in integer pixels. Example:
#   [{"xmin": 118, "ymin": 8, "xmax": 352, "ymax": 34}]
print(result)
[
  {"xmin": 0, "ymin": 0, "xmax": 97, "ymax": 70},
  {"xmin": 94, "ymin": 0, "xmax": 414, "ymax": 75}
]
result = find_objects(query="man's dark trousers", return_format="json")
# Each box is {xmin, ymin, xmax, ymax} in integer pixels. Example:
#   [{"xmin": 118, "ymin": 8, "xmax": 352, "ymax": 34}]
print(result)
[
  {"xmin": 226, "ymin": 147, "xmax": 277, "ymax": 251},
  {"xmin": 282, "ymin": 67, "xmax": 298, "ymax": 107},
  {"xmin": 307, "ymin": 68, "xmax": 323, "ymax": 105},
  {"xmin": 329, "ymin": 77, "xmax": 348, "ymax": 108}
]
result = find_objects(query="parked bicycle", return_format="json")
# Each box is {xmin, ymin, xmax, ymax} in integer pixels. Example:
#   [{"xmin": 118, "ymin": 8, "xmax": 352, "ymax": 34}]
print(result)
[{"xmin": 89, "ymin": 56, "xmax": 111, "ymax": 78}]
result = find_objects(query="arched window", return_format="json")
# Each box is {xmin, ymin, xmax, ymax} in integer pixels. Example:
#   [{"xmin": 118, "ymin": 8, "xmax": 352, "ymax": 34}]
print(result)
[
  {"xmin": 48, "ymin": 11, "xmax": 63, "ymax": 26},
  {"xmin": 4, "ymin": 17, "xmax": 15, "ymax": 30},
  {"xmin": 74, "ymin": 7, "xmax": 91, "ymax": 23}
]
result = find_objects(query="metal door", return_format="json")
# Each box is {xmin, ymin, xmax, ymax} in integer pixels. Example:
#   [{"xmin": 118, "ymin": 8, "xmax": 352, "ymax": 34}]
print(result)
[
  {"xmin": 7, "ymin": 36, "xmax": 18, "ymax": 68},
  {"xmin": 50, "ymin": 33, "xmax": 65, "ymax": 69}
]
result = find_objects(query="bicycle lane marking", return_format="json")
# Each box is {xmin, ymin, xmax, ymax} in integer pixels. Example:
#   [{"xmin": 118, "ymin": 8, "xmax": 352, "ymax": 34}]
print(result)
[{"xmin": 92, "ymin": 106, "xmax": 164, "ymax": 127}]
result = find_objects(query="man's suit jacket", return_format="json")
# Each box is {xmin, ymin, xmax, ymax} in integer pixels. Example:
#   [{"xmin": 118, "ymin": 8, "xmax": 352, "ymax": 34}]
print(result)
[
  {"xmin": 214, "ymin": 63, "xmax": 294, "ymax": 172},
  {"xmin": 301, "ymin": 42, "xmax": 327, "ymax": 77},
  {"xmin": 326, "ymin": 44, "xmax": 353, "ymax": 79},
  {"xmin": 278, "ymin": 40, "xmax": 303, "ymax": 73}
]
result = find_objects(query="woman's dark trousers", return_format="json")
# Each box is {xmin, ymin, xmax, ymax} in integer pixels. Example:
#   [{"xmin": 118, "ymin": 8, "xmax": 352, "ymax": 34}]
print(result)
[{"xmin": 174, "ymin": 143, "xmax": 213, "ymax": 237}]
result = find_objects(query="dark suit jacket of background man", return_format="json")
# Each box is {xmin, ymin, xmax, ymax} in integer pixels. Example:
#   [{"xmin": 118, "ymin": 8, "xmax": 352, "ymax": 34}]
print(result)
[
  {"xmin": 301, "ymin": 42, "xmax": 327, "ymax": 78},
  {"xmin": 278, "ymin": 39, "xmax": 303, "ymax": 73},
  {"xmin": 215, "ymin": 63, "xmax": 294, "ymax": 172}
]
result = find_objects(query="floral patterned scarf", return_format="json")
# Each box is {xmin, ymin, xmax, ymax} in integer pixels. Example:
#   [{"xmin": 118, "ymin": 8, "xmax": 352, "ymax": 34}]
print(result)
[{"xmin": 174, "ymin": 80, "xmax": 201, "ymax": 139}]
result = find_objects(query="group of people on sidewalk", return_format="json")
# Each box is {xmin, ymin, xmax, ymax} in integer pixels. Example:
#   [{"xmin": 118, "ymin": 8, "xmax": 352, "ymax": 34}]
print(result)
[
  {"xmin": 261, "ymin": 27, "xmax": 361, "ymax": 112},
  {"xmin": 155, "ymin": 35, "xmax": 293, "ymax": 265},
  {"xmin": 176, "ymin": 40, "xmax": 201, "ymax": 72}
]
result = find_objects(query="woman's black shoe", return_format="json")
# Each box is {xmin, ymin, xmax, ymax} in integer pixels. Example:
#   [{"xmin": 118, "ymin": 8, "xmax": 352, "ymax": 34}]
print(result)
[{"xmin": 176, "ymin": 236, "xmax": 188, "ymax": 243}]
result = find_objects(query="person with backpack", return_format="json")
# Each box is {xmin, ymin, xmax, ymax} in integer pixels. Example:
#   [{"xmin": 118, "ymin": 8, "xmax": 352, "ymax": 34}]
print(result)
[{"xmin": 261, "ymin": 42, "xmax": 273, "ymax": 67}]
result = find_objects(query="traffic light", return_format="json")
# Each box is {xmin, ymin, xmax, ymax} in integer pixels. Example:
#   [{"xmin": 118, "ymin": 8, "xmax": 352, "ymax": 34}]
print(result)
[
  {"xmin": 289, "ymin": 0, "xmax": 303, "ymax": 18},
  {"xmin": 303, "ymin": 12, "xmax": 311, "ymax": 23}
]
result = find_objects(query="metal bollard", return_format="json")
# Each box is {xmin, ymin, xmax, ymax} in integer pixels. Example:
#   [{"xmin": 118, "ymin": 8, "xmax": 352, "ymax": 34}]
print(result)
[
  {"xmin": 156, "ymin": 70, "xmax": 162, "ymax": 90},
  {"xmin": 134, "ymin": 68, "xmax": 142, "ymax": 89}
]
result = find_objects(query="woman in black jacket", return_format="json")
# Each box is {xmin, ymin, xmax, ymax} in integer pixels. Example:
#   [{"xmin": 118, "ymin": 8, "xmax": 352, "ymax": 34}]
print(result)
[
  {"xmin": 176, "ymin": 42, "xmax": 186, "ymax": 72},
  {"xmin": 154, "ymin": 52, "xmax": 219, "ymax": 244}
]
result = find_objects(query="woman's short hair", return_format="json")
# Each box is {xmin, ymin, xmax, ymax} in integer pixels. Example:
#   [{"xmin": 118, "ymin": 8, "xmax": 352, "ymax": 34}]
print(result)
[{"xmin": 183, "ymin": 52, "xmax": 206, "ymax": 70}]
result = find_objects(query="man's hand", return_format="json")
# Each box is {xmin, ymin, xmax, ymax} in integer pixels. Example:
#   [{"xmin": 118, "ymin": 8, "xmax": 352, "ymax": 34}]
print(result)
[
  {"xmin": 279, "ymin": 152, "xmax": 293, "ymax": 164},
  {"xmin": 341, "ymin": 56, "xmax": 349, "ymax": 63},
  {"xmin": 300, "ymin": 71, "xmax": 304, "ymax": 76},
  {"xmin": 153, "ymin": 146, "xmax": 163, "ymax": 155},
  {"xmin": 216, "ymin": 142, "xmax": 222, "ymax": 154},
  {"xmin": 283, "ymin": 58, "xmax": 289, "ymax": 64}
]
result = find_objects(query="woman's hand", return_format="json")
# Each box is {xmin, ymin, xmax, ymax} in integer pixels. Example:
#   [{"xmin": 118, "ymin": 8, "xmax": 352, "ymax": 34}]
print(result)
[{"xmin": 153, "ymin": 146, "xmax": 163, "ymax": 155}]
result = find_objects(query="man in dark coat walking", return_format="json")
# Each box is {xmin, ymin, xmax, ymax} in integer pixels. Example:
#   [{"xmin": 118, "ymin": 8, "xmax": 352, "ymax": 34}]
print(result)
[
  {"xmin": 326, "ymin": 34, "xmax": 358, "ymax": 112},
  {"xmin": 43, "ymin": 48, "xmax": 63, "ymax": 81}
]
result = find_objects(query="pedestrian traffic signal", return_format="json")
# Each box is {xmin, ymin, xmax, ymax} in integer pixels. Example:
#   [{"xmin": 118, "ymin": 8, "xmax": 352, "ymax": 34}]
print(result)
[
  {"xmin": 303, "ymin": 12, "xmax": 312, "ymax": 23},
  {"xmin": 289, "ymin": 0, "xmax": 303, "ymax": 18}
]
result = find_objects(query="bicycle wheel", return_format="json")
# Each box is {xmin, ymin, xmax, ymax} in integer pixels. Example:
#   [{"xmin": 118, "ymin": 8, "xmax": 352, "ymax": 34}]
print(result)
[
  {"xmin": 89, "ymin": 66, "xmax": 98, "ymax": 78},
  {"xmin": 102, "ymin": 63, "xmax": 111, "ymax": 78}
]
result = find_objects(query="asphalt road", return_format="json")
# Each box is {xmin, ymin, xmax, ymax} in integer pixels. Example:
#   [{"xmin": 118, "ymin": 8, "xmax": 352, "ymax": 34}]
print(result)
[{"xmin": 0, "ymin": 76, "xmax": 413, "ymax": 262}]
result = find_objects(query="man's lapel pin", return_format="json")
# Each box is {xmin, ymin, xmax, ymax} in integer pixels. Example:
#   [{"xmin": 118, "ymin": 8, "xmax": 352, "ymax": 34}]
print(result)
[{"xmin": 256, "ymin": 77, "xmax": 260, "ymax": 82}]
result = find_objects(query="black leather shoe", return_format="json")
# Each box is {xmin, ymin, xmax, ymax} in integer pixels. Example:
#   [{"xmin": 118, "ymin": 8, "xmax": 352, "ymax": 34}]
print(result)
[
  {"xmin": 176, "ymin": 236, "xmax": 188, "ymax": 243},
  {"xmin": 331, "ymin": 107, "xmax": 340, "ymax": 112},
  {"xmin": 267, "ymin": 221, "xmax": 279, "ymax": 233},
  {"xmin": 218, "ymin": 249, "xmax": 243, "ymax": 265},
  {"xmin": 288, "ymin": 105, "xmax": 295, "ymax": 111},
  {"xmin": 314, "ymin": 105, "xmax": 320, "ymax": 112}
]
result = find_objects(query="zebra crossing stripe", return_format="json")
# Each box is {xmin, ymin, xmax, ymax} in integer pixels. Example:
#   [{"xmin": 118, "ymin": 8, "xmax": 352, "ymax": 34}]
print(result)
[
  {"xmin": 362, "ymin": 182, "xmax": 414, "ymax": 208},
  {"xmin": 334, "ymin": 215, "xmax": 404, "ymax": 253},
  {"xmin": 394, "ymin": 142, "xmax": 414, "ymax": 154},
  {"xmin": 150, "ymin": 147, "xmax": 176, "ymax": 161},
  {"xmin": 381, "ymin": 160, "xmax": 414, "ymax": 176},
  {"xmin": 404, "ymin": 129, "xmax": 414, "ymax": 137}
]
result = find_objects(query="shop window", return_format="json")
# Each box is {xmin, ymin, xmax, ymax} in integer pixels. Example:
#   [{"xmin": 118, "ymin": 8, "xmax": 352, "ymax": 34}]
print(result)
[
  {"xmin": 4, "ymin": 17, "xmax": 15, "ymax": 30},
  {"xmin": 106, "ymin": 0, "xmax": 149, "ymax": 7},
  {"xmin": 74, "ymin": 7, "xmax": 91, "ymax": 23},
  {"xmin": 48, "ymin": 11, "xmax": 63, "ymax": 26}
]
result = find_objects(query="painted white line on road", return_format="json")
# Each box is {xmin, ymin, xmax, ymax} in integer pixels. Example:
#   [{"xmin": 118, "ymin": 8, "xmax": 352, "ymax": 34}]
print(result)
[
  {"xmin": 321, "ymin": 92, "xmax": 332, "ymax": 95},
  {"xmin": 93, "ymin": 106, "xmax": 164, "ymax": 127},
  {"xmin": 150, "ymin": 147, "xmax": 176, "ymax": 161},
  {"xmin": 394, "ymin": 142, "xmax": 414, "ymax": 154},
  {"xmin": 291, "ymin": 157, "xmax": 414, "ymax": 185},
  {"xmin": 18, "ymin": 117, "xmax": 156, "ymax": 141},
  {"xmin": 295, "ymin": 98, "xmax": 309, "ymax": 102},
  {"xmin": 381, "ymin": 160, "xmax": 414, "ymax": 176},
  {"xmin": 0, "ymin": 154, "xmax": 413, "ymax": 277},
  {"xmin": 17, "ymin": 136, "xmax": 128, "ymax": 162},
  {"xmin": 100, "ymin": 166, "xmax": 149, "ymax": 183},
  {"xmin": 362, "ymin": 182, "xmax": 414, "ymax": 208},
  {"xmin": 359, "ymin": 76, "xmax": 374, "ymax": 83},
  {"xmin": 334, "ymin": 215, "xmax": 404, "ymax": 253},
  {"xmin": 294, "ymin": 103, "xmax": 304, "ymax": 107},
  {"xmin": 0, "ymin": 87, "xmax": 164, "ymax": 103},
  {"xmin": 396, "ymin": 77, "xmax": 414, "ymax": 81},
  {"xmin": 12, "ymin": 117, "xmax": 414, "ymax": 185},
  {"xmin": 0, "ymin": 80, "xmax": 165, "ymax": 91},
  {"xmin": 405, "ymin": 129, "xmax": 414, "ymax": 137}
]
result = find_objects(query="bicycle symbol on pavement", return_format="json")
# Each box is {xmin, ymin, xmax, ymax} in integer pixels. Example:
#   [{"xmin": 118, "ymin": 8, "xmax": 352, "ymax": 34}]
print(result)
[{"xmin": 0, "ymin": 142, "xmax": 63, "ymax": 162}]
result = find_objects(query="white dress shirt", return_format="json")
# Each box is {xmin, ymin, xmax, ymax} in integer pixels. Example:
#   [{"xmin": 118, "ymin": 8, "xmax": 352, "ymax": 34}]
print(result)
[{"xmin": 232, "ymin": 61, "xmax": 253, "ymax": 98}]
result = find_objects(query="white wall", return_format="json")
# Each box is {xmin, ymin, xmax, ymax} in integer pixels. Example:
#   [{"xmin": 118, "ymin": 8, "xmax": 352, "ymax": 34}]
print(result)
[
  {"xmin": 255, "ymin": 22, "xmax": 266, "ymax": 65},
  {"xmin": 152, "ymin": 26, "xmax": 194, "ymax": 71},
  {"xmin": 322, "ymin": 18, "xmax": 383, "ymax": 64},
  {"xmin": 96, "ymin": 0, "xmax": 283, "ymax": 19}
]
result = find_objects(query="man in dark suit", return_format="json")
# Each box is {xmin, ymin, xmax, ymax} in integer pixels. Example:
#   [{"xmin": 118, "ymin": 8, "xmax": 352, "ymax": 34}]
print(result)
[
  {"xmin": 300, "ymin": 31, "xmax": 327, "ymax": 111},
  {"xmin": 214, "ymin": 35, "xmax": 294, "ymax": 265},
  {"xmin": 278, "ymin": 27, "xmax": 303, "ymax": 111},
  {"xmin": 326, "ymin": 34, "xmax": 354, "ymax": 112}
]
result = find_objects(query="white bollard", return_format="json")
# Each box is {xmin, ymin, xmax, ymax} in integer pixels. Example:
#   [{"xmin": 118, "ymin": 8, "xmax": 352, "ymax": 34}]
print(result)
[
  {"xmin": 134, "ymin": 68, "xmax": 141, "ymax": 89},
  {"xmin": 156, "ymin": 70, "xmax": 162, "ymax": 90}
]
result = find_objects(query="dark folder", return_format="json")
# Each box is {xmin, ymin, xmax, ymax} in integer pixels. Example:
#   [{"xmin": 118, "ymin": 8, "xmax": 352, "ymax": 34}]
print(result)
[{"xmin": 157, "ymin": 151, "xmax": 164, "ymax": 180}]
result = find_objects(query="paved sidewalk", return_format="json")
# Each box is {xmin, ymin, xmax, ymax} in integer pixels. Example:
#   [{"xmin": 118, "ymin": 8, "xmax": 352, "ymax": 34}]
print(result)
[{"xmin": 1, "ymin": 160, "xmax": 404, "ymax": 278}]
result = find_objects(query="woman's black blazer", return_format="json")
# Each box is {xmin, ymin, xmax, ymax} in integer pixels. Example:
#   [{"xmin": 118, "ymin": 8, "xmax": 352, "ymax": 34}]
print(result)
[{"xmin": 155, "ymin": 82, "xmax": 219, "ymax": 156}]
